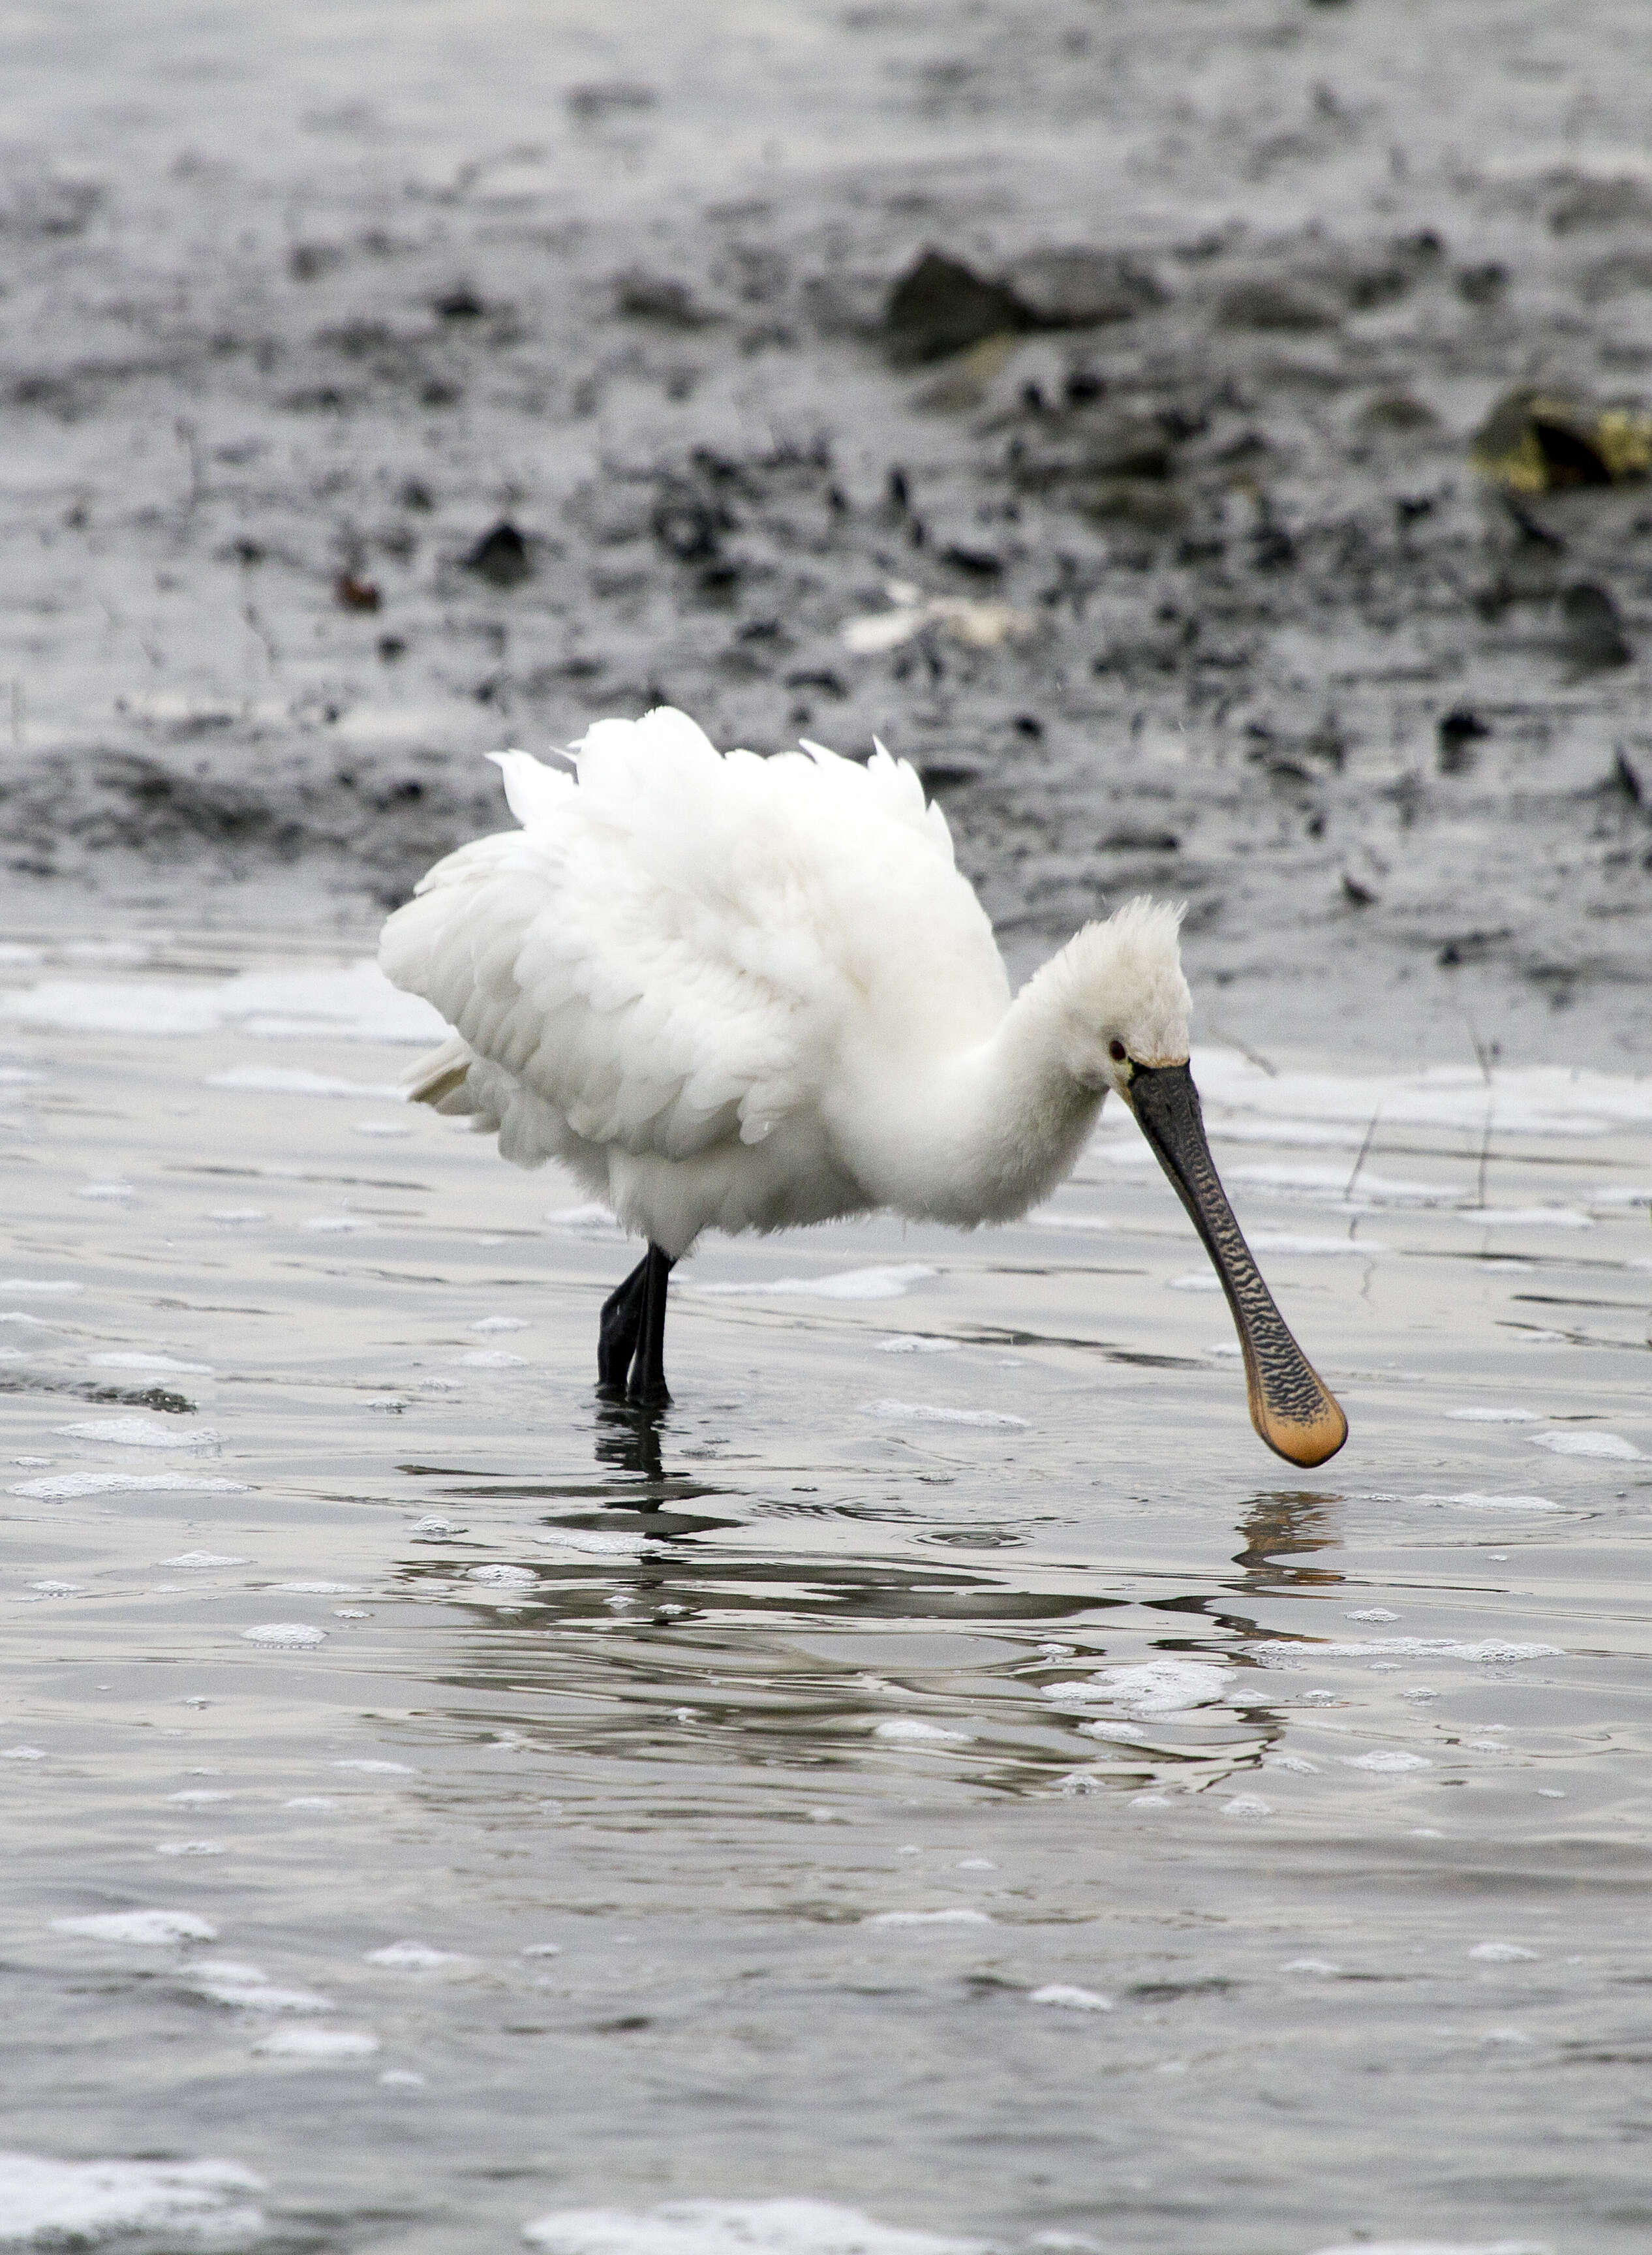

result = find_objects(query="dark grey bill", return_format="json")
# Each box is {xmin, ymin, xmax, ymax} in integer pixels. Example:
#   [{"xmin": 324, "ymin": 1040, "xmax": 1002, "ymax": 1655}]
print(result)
[{"xmin": 1127, "ymin": 1060, "xmax": 1348, "ymax": 1467}]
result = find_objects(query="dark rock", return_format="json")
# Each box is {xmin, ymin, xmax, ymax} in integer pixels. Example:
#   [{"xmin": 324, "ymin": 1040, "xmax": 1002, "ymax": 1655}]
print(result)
[
  {"xmin": 1473, "ymin": 388, "xmax": 1652, "ymax": 491},
  {"xmin": 1438, "ymin": 706, "xmax": 1491, "ymax": 773},
  {"xmin": 998, "ymin": 247, "xmax": 1164, "ymax": 328},
  {"xmin": 1561, "ymin": 581, "xmax": 1632, "ymax": 669},
  {"xmin": 464, "ymin": 521, "xmax": 532, "ymax": 587},
  {"xmin": 885, "ymin": 251, "xmax": 1028, "ymax": 367},
  {"xmin": 615, "ymin": 271, "xmax": 714, "ymax": 327},
  {"xmin": 940, "ymin": 543, "xmax": 1002, "ymax": 576}
]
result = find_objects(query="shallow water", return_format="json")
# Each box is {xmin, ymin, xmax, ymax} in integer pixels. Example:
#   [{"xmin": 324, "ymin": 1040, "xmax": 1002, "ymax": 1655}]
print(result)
[{"xmin": 3, "ymin": 927, "xmax": 1651, "ymax": 2254}]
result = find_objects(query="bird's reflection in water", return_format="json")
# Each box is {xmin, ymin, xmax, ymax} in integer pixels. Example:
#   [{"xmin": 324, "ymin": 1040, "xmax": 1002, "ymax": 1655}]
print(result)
[
  {"xmin": 1232, "ymin": 1490, "xmax": 1345, "ymax": 1594},
  {"xmin": 594, "ymin": 1396, "xmax": 667, "ymax": 1486}
]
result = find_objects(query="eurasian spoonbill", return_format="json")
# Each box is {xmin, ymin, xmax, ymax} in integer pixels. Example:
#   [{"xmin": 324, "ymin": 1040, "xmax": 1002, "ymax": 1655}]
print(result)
[{"xmin": 380, "ymin": 707, "xmax": 1347, "ymax": 1466}]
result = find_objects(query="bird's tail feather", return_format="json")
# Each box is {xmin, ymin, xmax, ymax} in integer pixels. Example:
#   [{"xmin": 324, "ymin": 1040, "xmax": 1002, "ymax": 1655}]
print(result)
[{"xmin": 405, "ymin": 1033, "xmax": 474, "ymax": 1109}]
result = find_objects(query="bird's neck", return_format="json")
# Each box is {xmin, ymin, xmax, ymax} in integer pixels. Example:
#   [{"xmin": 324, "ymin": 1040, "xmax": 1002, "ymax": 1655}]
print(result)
[{"xmin": 844, "ymin": 957, "xmax": 1103, "ymax": 1225}]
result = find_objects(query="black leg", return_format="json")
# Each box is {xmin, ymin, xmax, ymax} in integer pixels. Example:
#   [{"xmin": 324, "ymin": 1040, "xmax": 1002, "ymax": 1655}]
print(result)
[
  {"xmin": 627, "ymin": 1243, "xmax": 675, "ymax": 1405},
  {"xmin": 597, "ymin": 1255, "xmax": 649, "ymax": 1392}
]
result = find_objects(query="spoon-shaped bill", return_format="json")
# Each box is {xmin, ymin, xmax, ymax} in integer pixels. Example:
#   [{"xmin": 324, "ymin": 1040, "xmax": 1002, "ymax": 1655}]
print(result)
[{"xmin": 1127, "ymin": 1061, "xmax": 1349, "ymax": 1467}]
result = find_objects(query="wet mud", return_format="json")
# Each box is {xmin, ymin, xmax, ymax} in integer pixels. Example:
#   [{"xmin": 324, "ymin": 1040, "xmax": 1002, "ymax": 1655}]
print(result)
[{"xmin": 3, "ymin": 1, "xmax": 1652, "ymax": 1061}]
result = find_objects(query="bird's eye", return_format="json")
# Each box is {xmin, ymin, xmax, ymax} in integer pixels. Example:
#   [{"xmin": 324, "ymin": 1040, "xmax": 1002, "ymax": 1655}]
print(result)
[{"xmin": 1108, "ymin": 1039, "xmax": 1127, "ymax": 1064}]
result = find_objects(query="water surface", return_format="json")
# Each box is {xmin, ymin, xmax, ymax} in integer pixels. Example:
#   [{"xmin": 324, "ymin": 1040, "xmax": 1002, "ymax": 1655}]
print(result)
[{"xmin": 3, "ymin": 929, "xmax": 1650, "ymax": 2253}]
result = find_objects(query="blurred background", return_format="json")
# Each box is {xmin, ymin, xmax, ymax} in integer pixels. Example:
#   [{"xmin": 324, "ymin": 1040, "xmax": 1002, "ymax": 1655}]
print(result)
[{"xmin": 3, "ymin": 0, "xmax": 1651, "ymax": 1058}]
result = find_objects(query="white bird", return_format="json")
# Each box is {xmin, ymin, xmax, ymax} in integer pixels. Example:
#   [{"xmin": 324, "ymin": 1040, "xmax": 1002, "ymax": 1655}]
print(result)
[{"xmin": 380, "ymin": 707, "xmax": 1346, "ymax": 1466}]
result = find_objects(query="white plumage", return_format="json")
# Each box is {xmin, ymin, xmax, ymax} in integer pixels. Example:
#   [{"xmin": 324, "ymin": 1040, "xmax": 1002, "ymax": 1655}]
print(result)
[
  {"xmin": 381, "ymin": 707, "xmax": 1183, "ymax": 1257},
  {"xmin": 380, "ymin": 705, "xmax": 1347, "ymax": 1464}
]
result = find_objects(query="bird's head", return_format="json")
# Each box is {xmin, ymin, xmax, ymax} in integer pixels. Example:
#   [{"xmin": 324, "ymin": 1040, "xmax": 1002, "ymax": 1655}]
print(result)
[
  {"xmin": 1049, "ymin": 897, "xmax": 1193, "ymax": 1095},
  {"xmin": 1048, "ymin": 897, "xmax": 1347, "ymax": 1471}
]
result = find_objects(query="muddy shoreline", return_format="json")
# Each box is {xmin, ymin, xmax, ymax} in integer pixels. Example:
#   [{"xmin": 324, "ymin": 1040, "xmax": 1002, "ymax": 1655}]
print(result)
[{"xmin": 3, "ymin": 0, "xmax": 1651, "ymax": 1063}]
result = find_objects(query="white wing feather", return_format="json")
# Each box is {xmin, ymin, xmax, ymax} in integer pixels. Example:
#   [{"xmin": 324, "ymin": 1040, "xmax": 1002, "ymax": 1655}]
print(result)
[{"xmin": 379, "ymin": 709, "xmax": 1007, "ymax": 1182}]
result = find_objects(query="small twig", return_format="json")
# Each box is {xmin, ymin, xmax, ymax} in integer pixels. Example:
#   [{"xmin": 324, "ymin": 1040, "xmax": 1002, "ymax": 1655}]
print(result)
[
  {"xmin": 1459, "ymin": 1007, "xmax": 1495, "ymax": 1210},
  {"xmin": 1344, "ymin": 1101, "xmax": 1382, "ymax": 1204}
]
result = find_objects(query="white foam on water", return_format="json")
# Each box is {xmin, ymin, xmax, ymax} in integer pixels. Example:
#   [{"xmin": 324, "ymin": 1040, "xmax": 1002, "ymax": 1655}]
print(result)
[
  {"xmin": 870, "ymin": 1719, "xmax": 973, "ymax": 1743},
  {"xmin": 1283, "ymin": 1957, "xmax": 1342, "ymax": 1975},
  {"xmin": 189, "ymin": 1967, "xmax": 336, "ymax": 2014},
  {"xmin": 0, "ymin": 1279, "xmax": 81, "ymax": 1296},
  {"xmin": 1246, "ymin": 1232, "xmax": 1387, "ymax": 1257},
  {"xmin": 457, "ymin": 1349, "xmax": 529, "ymax": 1368},
  {"xmin": 1528, "ymin": 1429, "xmax": 1643, "ymax": 1460},
  {"xmin": 168, "ymin": 1790, "xmax": 234, "ymax": 1806},
  {"xmin": 1, "ymin": 959, "xmax": 442, "ymax": 1044},
  {"xmin": 87, "ymin": 1351, "xmax": 215, "ymax": 1375},
  {"xmin": 251, "ymin": 2026, "xmax": 380, "ymax": 2060},
  {"xmin": 470, "ymin": 1317, "xmax": 528, "ymax": 1332},
  {"xmin": 76, "ymin": 1180, "xmax": 134, "ymax": 1201},
  {"xmin": 283, "ymin": 1798, "xmax": 337, "ymax": 1812},
  {"xmin": 1167, "ymin": 1272, "xmax": 1222, "ymax": 1292},
  {"xmin": 162, "ymin": 1552, "xmax": 250, "ymax": 1568},
  {"xmin": 204, "ymin": 1067, "xmax": 405, "ymax": 1101},
  {"xmin": 12, "ymin": 1471, "xmax": 249, "ymax": 1499},
  {"xmin": 532, "ymin": 1527, "xmax": 647, "ymax": 1556},
  {"xmin": 863, "ymin": 1400, "xmax": 1027, "ymax": 1427},
  {"xmin": 1448, "ymin": 1206, "xmax": 1591, "ymax": 1229},
  {"xmin": 1347, "ymin": 1608, "xmax": 1400, "ymax": 1623},
  {"xmin": 1029, "ymin": 1983, "xmax": 1112, "ymax": 2011},
  {"xmin": 1043, "ymin": 1661, "xmax": 1235, "ymax": 1720},
  {"xmin": 1222, "ymin": 1794, "xmax": 1274, "ymax": 1817},
  {"xmin": 4, "ymin": 1746, "xmax": 48, "ymax": 1760},
  {"xmin": 1471, "ymin": 1942, "xmax": 1540, "ymax": 1962},
  {"xmin": 0, "ymin": 2151, "xmax": 265, "ymax": 2247},
  {"xmin": 333, "ymin": 1758, "xmax": 416, "ymax": 1775},
  {"xmin": 865, "ymin": 1909, "xmax": 994, "ymax": 1927},
  {"xmin": 54, "ymin": 1416, "xmax": 221, "ymax": 1450},
  {"xmin": 365, "ymin": 1941, "xmax": 468, "ymax": 1969},
  {"xmin": 523, "ymin": 2198, "xmax": 985, "ymax": 2255},
  {"xmin": 1341, "ymin": 1750, "xmax": 1433, "ymax": 1773},
  {"xmin": 544, "ymin": 1203, "xmax": 625, "ymax": 1231},
  {"xmin": 468, "ymin": 1564, "xmax": 538, "ymax": 1587},
  {"xmin": 273, "ymin": 1581, "xmax": 358, "ymax": 1595},
  {"xmin": 698, "ymin": 1265, "xmax": 938, "ymax": 1300},
  {"xmin": 303, "ymin": 1214, "xmax": 375, "ymax": 1234},
  {"xmin": 876, "ymin": 1334, "xmax": 960, "ymax": 1353},
  {"xmin": 1415, "ymin": 1493, "xmax": 1563, "ymax": 1513},
  {"xmin": 1446, "ymin": 1407, "xmax": 1544, "ymax": 1423},
  {"xmin": 52, "ymin": 1910, "xmax": 218, "ymax": 1944},
  {"xmin": 241, "ymin": 1624, "xmax": 326, "ymax": 1648},
  {"xmin": 155, "ymin": 1841, "xmax": 227, "ymax": 1858}
]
